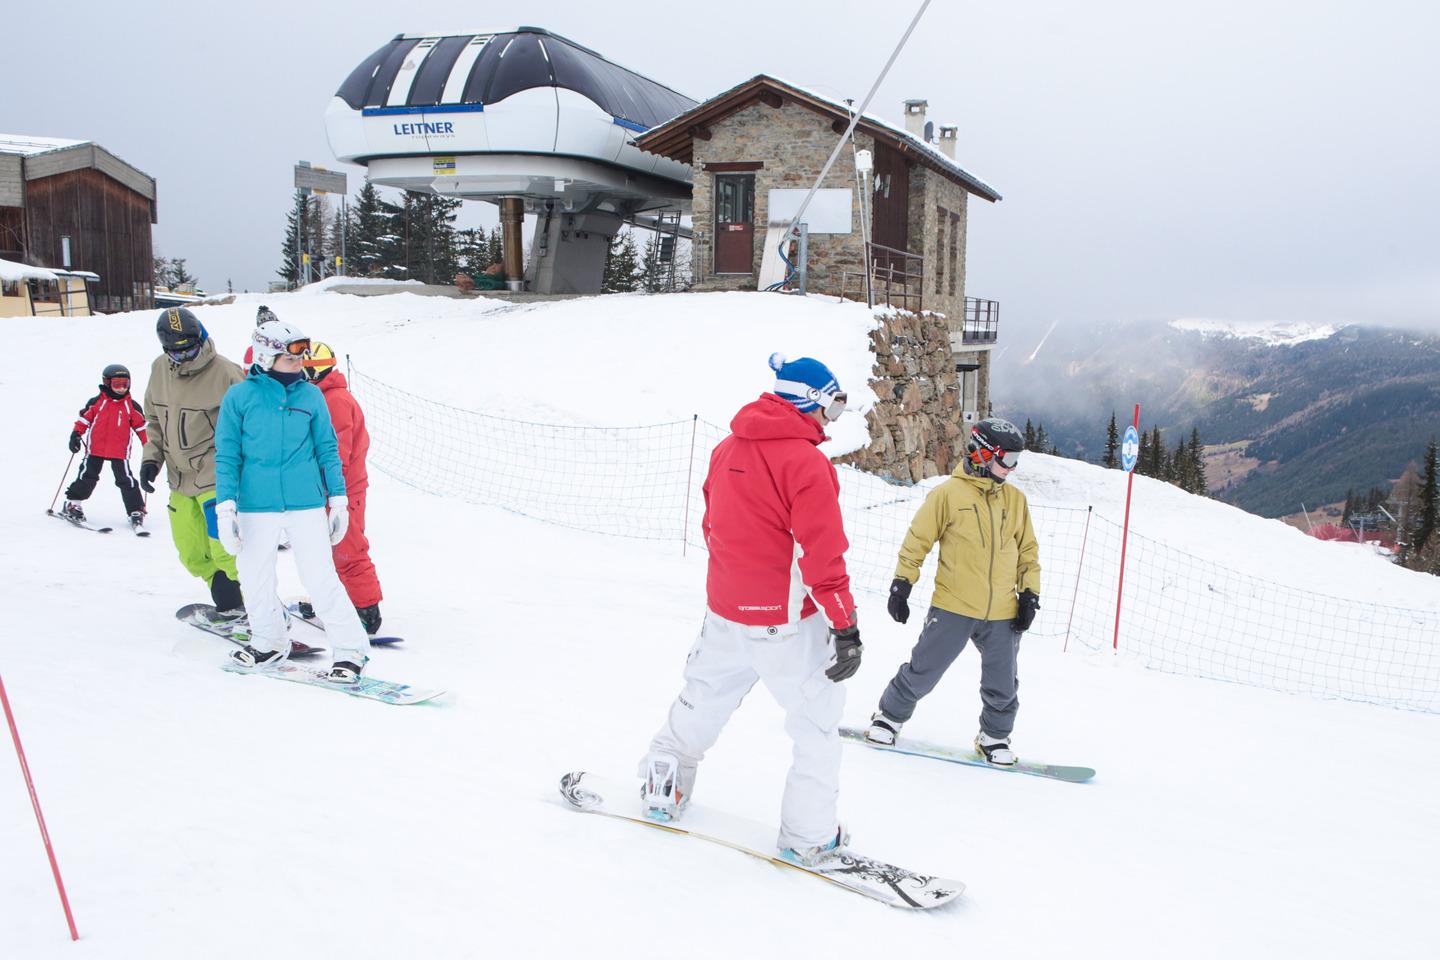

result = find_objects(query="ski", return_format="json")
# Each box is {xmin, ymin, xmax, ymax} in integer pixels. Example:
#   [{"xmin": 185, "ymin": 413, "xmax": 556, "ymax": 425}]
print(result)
[
  {"xmin": 220, "ymin": 660, "xmax": 445, "ymax": 705},
  {"xmin": 840, "ymin": 727, "xmax": 1095, "ymax": 783},
  {"xmin": 46, "ymin": 509, "xmax": 113, "ymax": 533},
  {"xmin": 558, "ymin": 771, "xmax": 963, "ymax": 909},
  {"xmin": 129, "ymin": 519, "xmax": 151, "ymax": 537},
  {"xmin": 174, "ymin": 602, "xmax": 324, "ymax": 658},
  {"xmin": 285, "ymin": 600, "xmax": 404, "ymax": 646}
]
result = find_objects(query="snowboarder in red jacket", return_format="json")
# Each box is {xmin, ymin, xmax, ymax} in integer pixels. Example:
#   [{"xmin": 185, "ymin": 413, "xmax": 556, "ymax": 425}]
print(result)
[
  {"xmin": 63, "ymin": 363, "xmax": 148, "ymax": 528},
  {"xmin": 304, "ymin": 340, "xmax": 384, "ymax": 635},
  {"xmin": 640, "ymin": 352, "xmax": 861, "ymax": 867}
]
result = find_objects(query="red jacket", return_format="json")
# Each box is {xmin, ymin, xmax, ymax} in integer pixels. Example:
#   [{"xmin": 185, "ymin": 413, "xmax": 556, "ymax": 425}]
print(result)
[
  {"xmin": 703, "ymin": 394, "xmax": 855, "ymax": 629},
  {"xmin": 74, "ymin": 389, "xmax": 146, "ymax": 459},
  {"xmin": 316, "ymin": 371, "xmax": 369, "ymax": 492}
]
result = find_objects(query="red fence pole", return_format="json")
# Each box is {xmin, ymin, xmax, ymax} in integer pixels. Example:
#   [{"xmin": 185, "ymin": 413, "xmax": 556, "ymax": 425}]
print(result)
[
  {"xmin": 1113, "ymin": 404, "xmax": 1141, "ymax": 652},
  {"xmin": 0, "ymin": 674, "xmax": 79, "ymax": 941}
]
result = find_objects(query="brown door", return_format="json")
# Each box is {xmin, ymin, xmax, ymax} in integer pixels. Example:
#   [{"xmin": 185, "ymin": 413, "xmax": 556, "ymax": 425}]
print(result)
[
  {"xmin": 870, "ymin": 144, "xmax": 910, "ymax": 273},
  {"xmin": 714, "ymin": 174, "xmax": 755, "ymax": 274}
]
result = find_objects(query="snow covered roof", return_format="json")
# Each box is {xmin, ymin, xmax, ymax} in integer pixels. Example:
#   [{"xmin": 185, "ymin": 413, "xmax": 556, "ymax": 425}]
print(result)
[
  {"xmin": 0, "ymin": 134, "xmax": 89, "ymax": 157},
  {"xmin": 0, "ymin": 257, "xmax": 58, "ymax": 283},
  {"xmin": 635, "ymin": 75, "xmax": 1001, "ymax": 202}
]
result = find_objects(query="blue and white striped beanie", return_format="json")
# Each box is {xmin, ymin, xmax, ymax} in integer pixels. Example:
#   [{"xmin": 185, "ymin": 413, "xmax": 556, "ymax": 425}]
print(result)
[{"xmin": 768, "ymin": 352, "xmax": 841, "ymax": 412}]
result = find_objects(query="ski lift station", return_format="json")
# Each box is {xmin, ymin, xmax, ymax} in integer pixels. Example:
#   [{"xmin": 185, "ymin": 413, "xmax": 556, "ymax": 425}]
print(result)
[{"xmin": 325, "ymin": 27, "xmax": 696, "ymax": 294}]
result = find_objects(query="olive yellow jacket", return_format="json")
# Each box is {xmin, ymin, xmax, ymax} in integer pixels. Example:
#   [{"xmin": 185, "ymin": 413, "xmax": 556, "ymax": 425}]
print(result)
[{"xmin": 893, "ymin": 461, "xmax": 1041, "ymax": 621}]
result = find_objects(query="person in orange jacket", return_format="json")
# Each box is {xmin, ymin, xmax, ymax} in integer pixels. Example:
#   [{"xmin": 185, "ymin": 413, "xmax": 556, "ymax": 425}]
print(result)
[{"xmin": 303, "ymin": 339, "xmax": 384, "ymax": 634}]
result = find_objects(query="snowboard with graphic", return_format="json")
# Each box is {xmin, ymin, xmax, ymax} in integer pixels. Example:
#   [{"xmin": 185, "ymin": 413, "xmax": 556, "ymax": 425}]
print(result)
[
  {"xmin": 840, "ymin": 727, "xmax": 1095, "ymax": 783},
  {"xmin": 220, "ymin": 660, "xmax": 445, "ymax": 705},
  {"xmin": 559, "ymin": 771, "xmax": 964, "ymax": 909},
  {"xmin": 174, "ymin": 602, "xmax": 324, "ymax": 658}
]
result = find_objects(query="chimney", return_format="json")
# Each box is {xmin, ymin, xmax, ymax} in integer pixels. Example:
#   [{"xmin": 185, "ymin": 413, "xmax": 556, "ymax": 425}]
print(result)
[
  {"xmin": 938, "ymin": 125, "xmax": 958, "ymax": 160},
  {"xmin": 903, "ymin": 99, "xmax": 929, "ymax": 139}
]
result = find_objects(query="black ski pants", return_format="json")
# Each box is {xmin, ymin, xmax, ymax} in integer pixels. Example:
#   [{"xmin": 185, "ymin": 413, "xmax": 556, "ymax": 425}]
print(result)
[{"xmin": 66, "ymin": 455, "xmax": 144, "ymax": 515}]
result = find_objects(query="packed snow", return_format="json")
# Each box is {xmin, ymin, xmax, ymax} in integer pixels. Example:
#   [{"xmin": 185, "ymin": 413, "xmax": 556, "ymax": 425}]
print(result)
[{"xmin": 2, "ymin": 289, "xmax": 1436, "ymax": 958}]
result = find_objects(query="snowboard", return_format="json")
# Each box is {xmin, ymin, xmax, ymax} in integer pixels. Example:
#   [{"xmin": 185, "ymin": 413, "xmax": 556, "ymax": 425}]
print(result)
[
  {"xmin": 174, "ymin": 602, "xmax": 324, "ymax": 658},
  {"xmin": 220, "ymin": 660, "xmax": 445, "ymax": 705},
  {"xmin": 47, "ymin": 509, "xmax": 112, "ymax": 533},
  {"xmin": 558, "ymin": 771, "xmax": 964, "ymax": 909},
  {"xmin": 285, "ymin": 600, "xmax": 404, "ymax": 646},
  {"xmin": 840, "ymin": 727, "xmax": 1095, "ymax": 783}
]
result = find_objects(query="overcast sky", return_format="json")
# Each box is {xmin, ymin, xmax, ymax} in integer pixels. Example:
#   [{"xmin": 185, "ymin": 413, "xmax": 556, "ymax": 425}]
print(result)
[{"xmin": 6, "ymin": 0, "xmax": 1436, "ymax": 340}]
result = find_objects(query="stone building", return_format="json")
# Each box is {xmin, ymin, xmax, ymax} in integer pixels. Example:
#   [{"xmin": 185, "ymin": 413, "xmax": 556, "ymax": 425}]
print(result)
[{"xmin": 636, "ymin": 76, "xmax": 1004, "ymax": 480}]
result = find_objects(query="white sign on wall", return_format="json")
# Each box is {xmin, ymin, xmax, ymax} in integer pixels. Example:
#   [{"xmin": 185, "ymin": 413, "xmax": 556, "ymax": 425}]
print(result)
[{"xmin": 767, "ymin": 188, "xmax": 853, "ymax": 234}]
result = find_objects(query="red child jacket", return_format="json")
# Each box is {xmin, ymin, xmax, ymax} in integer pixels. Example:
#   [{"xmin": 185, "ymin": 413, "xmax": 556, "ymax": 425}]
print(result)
[
  {"xmin": 74, "ymin": 390, "xmax": 147, "ymax": 460},
  {"xmin": 702, "ymin": 393, "xmax": 856, "ymax": 630}
]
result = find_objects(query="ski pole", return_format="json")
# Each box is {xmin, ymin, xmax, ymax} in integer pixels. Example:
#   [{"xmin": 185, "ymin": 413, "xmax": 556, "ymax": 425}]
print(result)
[
  {"xmin": 48, "ymin": 451, "xmax": 77, "ymax": 513},
  {"xmin": 0, "ymin": 674, "xmax": 80, "ymax": 940}
]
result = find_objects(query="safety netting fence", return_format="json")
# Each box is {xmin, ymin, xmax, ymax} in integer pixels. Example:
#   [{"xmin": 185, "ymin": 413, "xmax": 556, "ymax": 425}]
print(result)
[{"xmin": 353, "ymin": 365, "xmax": 1440, "ymax": 713}]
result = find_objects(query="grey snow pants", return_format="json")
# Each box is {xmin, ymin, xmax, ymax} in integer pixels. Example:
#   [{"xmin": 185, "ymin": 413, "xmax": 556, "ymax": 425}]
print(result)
[{"xmin": 878, "ymin": 607, "xmax": 1021, "ymax": 738}]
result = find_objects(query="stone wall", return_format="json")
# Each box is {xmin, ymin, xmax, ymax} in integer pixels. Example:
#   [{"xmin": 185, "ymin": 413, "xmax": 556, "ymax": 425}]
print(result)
[
  {"xmin": 691, "ymin": 100, "xmax": 873, "ymax": 296},
  {"xmin": 838, "ymin": 310, "xmax": 975, "ymax": 483}
]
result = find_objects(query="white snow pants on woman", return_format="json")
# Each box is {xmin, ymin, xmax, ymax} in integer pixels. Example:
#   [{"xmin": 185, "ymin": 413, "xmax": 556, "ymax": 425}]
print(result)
[
  {"xmin": 643, "ymin": 609, "xmax": 845, "ymax": 851},
  {"xmin": 235, "ymin": 508, "xmax": 370, "ymax": 663}
]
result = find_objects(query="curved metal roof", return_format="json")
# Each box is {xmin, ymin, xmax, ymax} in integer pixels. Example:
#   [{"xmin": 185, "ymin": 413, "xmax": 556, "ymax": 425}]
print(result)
[{"xmin": 336, "ymin": 28, "xmax": 695, "ymax": 131}]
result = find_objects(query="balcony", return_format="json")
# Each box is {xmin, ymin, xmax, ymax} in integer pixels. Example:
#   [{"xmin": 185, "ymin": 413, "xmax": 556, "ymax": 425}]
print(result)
[{"xmin": 962, "ymin": 297, "xmax": 999, "ymax": 345}]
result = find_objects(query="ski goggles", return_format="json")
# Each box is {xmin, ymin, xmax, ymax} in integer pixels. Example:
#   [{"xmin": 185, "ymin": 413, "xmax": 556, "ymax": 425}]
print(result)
[
  {"xmin": 975, "ymin": 445, "xmax": 1021, "ymax": 469},
  {"xmin": 107, "ymin": 376, "xmax": 130, "ymax": 390},
  {"xmin": 776, "ymin": 379, "xmax": 848, "ymax": 422},
  {"xmin": 165, "ymin": 342, "xmax": 202, "ymax": 364},
  {"xmin": 281, "ymin": 338, "xmax": 312, "ymax": 356}
]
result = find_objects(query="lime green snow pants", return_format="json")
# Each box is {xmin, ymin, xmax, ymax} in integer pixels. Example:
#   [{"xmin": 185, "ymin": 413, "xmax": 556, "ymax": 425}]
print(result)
[{"xmin": 167, "ymin": 490, "xmax": 238, "ymax": 587}]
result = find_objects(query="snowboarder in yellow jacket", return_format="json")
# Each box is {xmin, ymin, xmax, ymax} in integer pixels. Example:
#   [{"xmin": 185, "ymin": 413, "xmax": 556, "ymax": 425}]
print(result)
[{"xmin": 865, "ymin": 418, "xmax": 1041, "ymax": 765}]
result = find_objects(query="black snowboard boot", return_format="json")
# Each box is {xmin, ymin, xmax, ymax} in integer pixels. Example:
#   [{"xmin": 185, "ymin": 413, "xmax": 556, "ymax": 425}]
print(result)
[
  {"xmin": 210, "ymin": 570, "xmax": 243, "ymax": 612},
  {"xmin": 356, "ymin": 604, "xmax": 382, "ymax": 636}
]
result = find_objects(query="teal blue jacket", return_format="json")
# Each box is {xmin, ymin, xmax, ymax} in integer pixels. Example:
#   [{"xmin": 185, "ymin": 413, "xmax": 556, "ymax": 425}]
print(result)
[{"xmin": 214, "ymin": 370, "xmax": 346, "ymax": 512}]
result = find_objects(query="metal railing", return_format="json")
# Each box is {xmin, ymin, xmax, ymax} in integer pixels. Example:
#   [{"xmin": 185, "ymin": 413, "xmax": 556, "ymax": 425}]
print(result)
[
  {"xmin": 963, "ymin": 297, "xmax": 999, "ymax": 344},
  {"xmin": 840, "ymin": 242, "xmax": 925, "ymax": 311}
]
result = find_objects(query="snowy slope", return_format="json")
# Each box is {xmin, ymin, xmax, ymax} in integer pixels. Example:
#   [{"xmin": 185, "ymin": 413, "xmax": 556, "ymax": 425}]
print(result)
[{"xmin": 2, "ymin": 290, "xmax": 1437, "ymax": 959}]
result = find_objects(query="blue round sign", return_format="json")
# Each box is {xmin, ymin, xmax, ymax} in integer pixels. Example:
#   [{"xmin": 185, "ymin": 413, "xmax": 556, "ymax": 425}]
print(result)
[{"xmin": 1121, "ymin": 425, "xmax": 1140, "ymax": 473}]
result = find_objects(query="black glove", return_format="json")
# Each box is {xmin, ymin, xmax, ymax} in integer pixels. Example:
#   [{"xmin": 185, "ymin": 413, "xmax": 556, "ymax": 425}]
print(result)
[
  {"xmin": 887, "ymin": 577, "xmax": 913, "ymax": 624},
  {"xmin": 68, "ymin": 430, "xmax": 83, "ymax": 453},
  {"xmin": 1013, "ymin": 589, "xmax": 1040, "ymax": 634},
  {"xmin": 140, "ymin": 461, "xmax": 160, "ymax": 493},
  {"xmin": 826, "ymin": 623, "xmax": 863, "ymax": 682}
]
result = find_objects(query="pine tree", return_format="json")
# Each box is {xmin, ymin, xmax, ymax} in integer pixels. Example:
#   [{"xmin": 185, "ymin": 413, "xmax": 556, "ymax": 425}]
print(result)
[
  {"xmin": 350, "ymin": 179, "xmax": 390, "ymax": 278},
  {"xmin": 1034, "ymin": 423, "xmax": 1049, "ymax": 453},
  {"xmin": 1341, "ymin": 489, "xmax": 1356, "ymax": 525},
  {"xmin": 329, "ymin": 201, "xmax": 350, "ymax": 277},
  {"xmin": 456, "ymin": 227, "xmax": 490, "ymax": 275},
  {"xmin": 1188, "ymin": 428, "xmax": 1208, "ymax": 495},
  {"xmin": 1150, "ymin": 426, "xmax": 1166, "ymax": 478},
  {"xmin": 277, "ymin": 190, "xmax": 306, "ymax": 285},
  {"xmin": 305, "ymin": 195, "xmax": 330, "ymax": 277},
  {"xmin": 602, "ymin": 230, "xmax": 641, "ymax": 293},
  {"xmin": 1137, "ymin": 428, "xmax": 1151, "ymax": 477},
  {"xmin": 1024, "ymin": 419, "xmax": 1036, "ymax": 450},
  {"xmin": 486, "ymin": 226, "xmax": 505, "ymax": 270},
  {"xmin": 1102, "ymin": 412, "xmax": 1120, "ymax": 469},
  {"xmin": 1173, "ymin": 436, "xmax": 1189, "ymax": 490},
  {"xmin": 1411, "ymin": 437, "xmax": 1439, "ymax": 569}
]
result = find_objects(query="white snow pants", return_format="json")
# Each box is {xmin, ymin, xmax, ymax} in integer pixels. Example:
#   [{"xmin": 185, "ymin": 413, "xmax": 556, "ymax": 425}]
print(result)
[
  {"xmin": 234, "ymin": 508, "xmax": 369, "ymax": 662},
  {"xmin": 643, "ymin": 610, "xmax": 845, "ymax": 851}
]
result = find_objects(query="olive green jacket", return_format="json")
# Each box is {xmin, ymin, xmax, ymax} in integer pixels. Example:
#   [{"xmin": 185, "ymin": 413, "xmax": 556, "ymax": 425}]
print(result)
[
  {"xmin": 141, "ymin": 339, "xmax": 245, "ymax": 497},
  {"xmin": 894, "ymin": 461, "xmax": 1042, "ymax": 621}
]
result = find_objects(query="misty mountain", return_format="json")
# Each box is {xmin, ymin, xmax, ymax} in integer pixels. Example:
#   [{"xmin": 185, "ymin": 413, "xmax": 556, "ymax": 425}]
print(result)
[{"xmin": 991, "ymin": 320, "xmax": 1440, "ymax": 518}]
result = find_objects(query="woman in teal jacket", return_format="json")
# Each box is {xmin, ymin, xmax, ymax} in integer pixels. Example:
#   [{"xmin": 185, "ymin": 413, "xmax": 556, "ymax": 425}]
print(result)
[{"xmin": 213, "ymin": 319, "xmax": 371, "ymax": 683}]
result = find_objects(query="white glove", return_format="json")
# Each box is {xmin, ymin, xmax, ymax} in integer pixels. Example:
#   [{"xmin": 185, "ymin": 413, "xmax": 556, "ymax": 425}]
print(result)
[
  {"xmin": 215, "ymin": 500, "xmax": 242, "ymax": 555},
  {"xmin": 327, "ymin": 496, "xmax": 349, "ymax": 546}
]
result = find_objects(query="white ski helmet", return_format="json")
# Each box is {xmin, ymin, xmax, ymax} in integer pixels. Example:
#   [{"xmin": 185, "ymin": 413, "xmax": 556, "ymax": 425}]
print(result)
[{"xmin": 251, "ymin": 319, "xmax": 310, "ymax": 370}]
